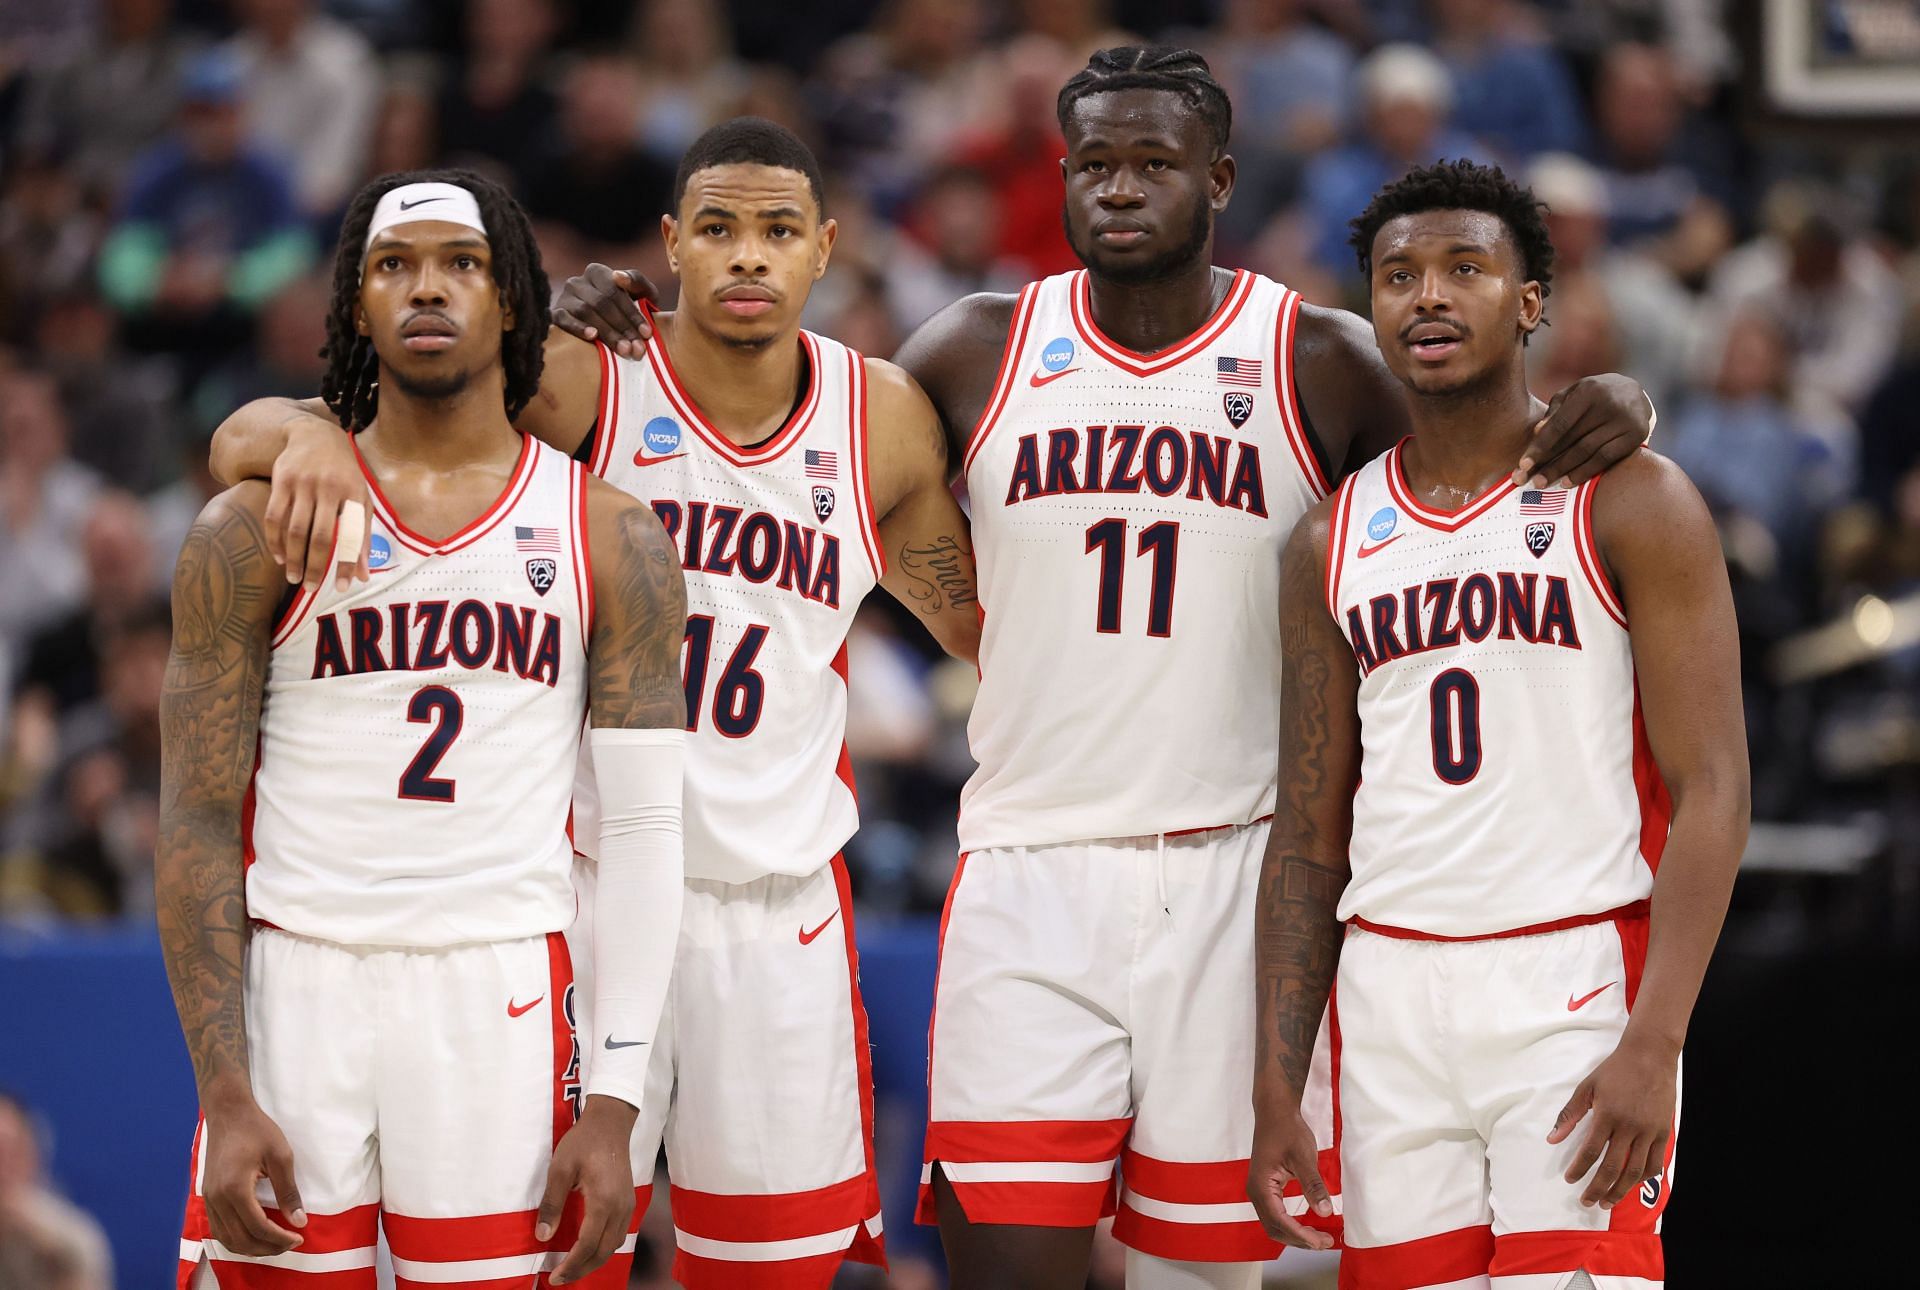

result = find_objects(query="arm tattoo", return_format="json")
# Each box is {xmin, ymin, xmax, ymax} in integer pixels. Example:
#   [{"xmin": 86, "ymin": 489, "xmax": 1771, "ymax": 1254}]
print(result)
[
  {"xmin": 895, "ymin": 533, "xmax": 977, "ymax": 615},
  {"xmin": 1255, "ymin": 856, "xmax": 1344, "ymax": 1093},
  {"xmin": 590, "ymin": 504, "xmax": 689, "ymax": 730},
  {"xmin": 157, "ymin": 499, "xmax": 275, "ymax": 1100}
]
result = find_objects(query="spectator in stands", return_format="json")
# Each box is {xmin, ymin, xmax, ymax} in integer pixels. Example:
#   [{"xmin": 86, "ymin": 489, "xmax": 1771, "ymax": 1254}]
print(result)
[
  {"xmin": 1588, "ymin": 41, "xmax": 1734, "ymax": 282},
  {"xmin": 1708, "ymin": 181, "xmax": 1905, "ymax": 418},
  {"xmin": 188, "ymin": 270, "xmax": 329, "ymax": 430},
  {"xmin": 1299, "ymin": 43, "xmax": 1484, "ymax": 273},
  {"xmin": 1, "ymin": 602, "xmax": 167, "ymax": 919},
  {"xmin": 224, "ymin": 0, "xmax": 380, "ymax": 222},
  {"xmin": 630, "ymin": 0, "xmax": 749, "ymax": 165},
  {"xmin": 950, "ymin": 34, "xmax": 1079, "ymax": 275},
  {"xmin": 1429, "ymin": 0, "xmax": 1587, "ymax": 161},
  {"xmin": 366, "ymin": 81, "xmax": 437, "ymax": 179},
  {"xmin": 0, "ymin": 372, "xmax": 100, "ymax": 658},
  {"xmin": 1527, "ymin": 275, "xmax": 1624, "ymax": 403},
  {"xmin": 434, "ymin": 0, "xmax": 560, "ymax": 193},
  {"xmin": 13, "ymin": 0, "xmax": 199, "ymax": 203},
  {"xmin": 0, "ymin": 1090, "xmax": 111, "ymax": 1290},
  {"xmin": 0, "ymin": 158, "xmax": 103, "ymax": 339},
  {"xmin": 15, "ymin": 492, "xmax": 162, "ymax": 717},
  {"xmin": 32, "ymin": 289, "xmax": 177, "ymax": 493},
  {"xmin": 524, "ymin": 56, "xmax": 676, "ymax": 279},
  {"xmin": 1529, "ymin": 151, "xmax": 1698, "ymax": 410},
  {"xmin": 888, "ymin": 166, "xmax": 1026, "ymax": 332},
  {"xmin": 1857, "ymin": 305, "xmax": 1920, "ymax": 522},
  {"xmin": 96, "ymin": 49, "xmax": 313, "ymax": 374}
]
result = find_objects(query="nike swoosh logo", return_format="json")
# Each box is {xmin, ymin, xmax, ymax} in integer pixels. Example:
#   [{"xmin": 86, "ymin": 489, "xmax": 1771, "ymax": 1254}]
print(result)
[
  {"xmin": 632, "ymin": 450, "xmax": 686, "ymax": 468},
  {"xmin": 1029, "ymin": 367, "xmax": 1079, "ymax": 387},
  {"xmin": 1568, "ymin": 982, "xmax": 1616, "ymax": 1012},
  {"xmin": 798, "ymin": 910, "xmax": 840, "ymax": 945},
  {"xmin": 398, "ymin": 197, "xmax": 445, "ymax": 211},
  {"xmin": 1356, "ymin": 535, "xmax": 1403, "ymax": 558},
  {"xmin": 604, "ymin": 1036, "xmax": 649, "ymax": 1050},
  {"xmin": 507, "ymin": 996, "xmax": 543, "ymax": 1018}
]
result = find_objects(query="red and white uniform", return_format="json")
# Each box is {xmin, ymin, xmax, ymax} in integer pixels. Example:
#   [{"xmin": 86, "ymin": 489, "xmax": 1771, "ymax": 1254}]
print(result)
[
  {"xmin": 179, "ymin": 438, "xmax": 611, "ymax": 1288},
  {"xmin": 1323, "ymin": 446, "xmax": 1675, "ymax": 1289},
  {"xmin": 923, "ymin": 269, "xmax": 1340, "ymax": 1260},
  {"xmin": 571, "ymin": 323, "xmax": 885, "ymax": 1289}
]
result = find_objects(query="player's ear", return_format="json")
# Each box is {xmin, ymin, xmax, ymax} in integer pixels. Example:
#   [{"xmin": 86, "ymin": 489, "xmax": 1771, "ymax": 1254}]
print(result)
[
  {"xmin": 662, "ymin": 214, "xmax": 680, "ymax": 276},
  {"xmin": 1210, "ymin": 152, "xmax": 1236, "ymax": 212},
  {"xmin": 1518, "ymin": 279, "xmax": 1544, "ymax": 336},
  {"xmin": 815, "ymin": 218, "xmax": 838, "ymax": 280},
  {"xmin": 501, "ymin": 294, "xmax": 517, "ymax": 333}
]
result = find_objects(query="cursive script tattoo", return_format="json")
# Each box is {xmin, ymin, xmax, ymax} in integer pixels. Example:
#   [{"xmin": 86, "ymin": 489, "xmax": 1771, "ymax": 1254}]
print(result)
[
  {"xmin": 896, "ymin": 533, "xmax": 977, "ymax": 615},
  {"xmin": 157, "ymin": 492, "xmax": 278, "ymax": 1100},
  {"xmin": 589, "ymin": 498, "xmax": 689, "ymax": 730}
]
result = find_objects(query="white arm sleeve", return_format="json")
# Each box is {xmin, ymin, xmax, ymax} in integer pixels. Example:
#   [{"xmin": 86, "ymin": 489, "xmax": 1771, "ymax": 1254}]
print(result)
[{"xmin": 585, "ymin": 726, "xmax": 685, "ymax": 1109}]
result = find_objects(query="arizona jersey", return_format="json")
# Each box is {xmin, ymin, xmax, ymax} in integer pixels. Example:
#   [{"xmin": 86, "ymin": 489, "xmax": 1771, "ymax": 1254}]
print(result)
[
  {"xmin": 1326, "ymin": 445, "xmax": 1672, "ymax": 937},
  {"xmin": 247, "ymin": 436, "xmax": 591, "ymax": 947},
  {"xmin": 576, "ymin": 324, "xmax": 882, "ymax": 884},
  {"xmin": 960, "ymin": 269, "xmax": 1327, "ymax": 850}
]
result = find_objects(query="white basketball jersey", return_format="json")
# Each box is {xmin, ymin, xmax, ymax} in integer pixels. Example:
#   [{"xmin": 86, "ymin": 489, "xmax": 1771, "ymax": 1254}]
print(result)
[
  {"xmin": 247, "ymin": 436, "xmax": 591, "ymax": 947},
  {"xmin": 576, "ymin": 326, "xmax": 882, "ymax": 883},
  {"xmin": 960, "ymin": 269, "xmax": 1329, "ymax": 850},
  {"xmin": 1327, "ymin": 444, "xmax": 1672, "ymax": 937}
]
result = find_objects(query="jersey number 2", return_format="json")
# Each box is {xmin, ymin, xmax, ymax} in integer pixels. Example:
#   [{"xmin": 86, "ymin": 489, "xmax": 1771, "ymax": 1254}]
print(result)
[
  {"xmin": 399, "ymin": 685, "xmax": 463, "ymax": 802},
  {"xmin": 1085, "ymin": 519, "xmax": 1179, "ymax": 637}
]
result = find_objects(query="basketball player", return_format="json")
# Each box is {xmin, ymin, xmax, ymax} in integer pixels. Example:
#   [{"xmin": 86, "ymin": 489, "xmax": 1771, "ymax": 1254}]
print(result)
[
  {"xmin": 548, "ymin": 48, "xmax": 1659, "ymax": 1290},
  {"xmin": 205, "ymin": 120, "xmax": 974, "ymax": 1289},
  {"xmin": 160, "ymin": 171, "xmax": 688, "ymax": 1288},
  {"xmin": 1248, "ymin": 160, "xmax": 1746, "ymax": 1289}
]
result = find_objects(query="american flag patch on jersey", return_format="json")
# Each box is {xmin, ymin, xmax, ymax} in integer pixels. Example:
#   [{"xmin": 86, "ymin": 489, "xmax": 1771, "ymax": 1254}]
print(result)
[
  {"xmin": 515, "ymin": 525, "xmax": 561, "ymax": 552},
  {"xmin": 805, "ymin": 449, "xmax": 838, "ymax": 479},
  {"xmin": 1216, "ymin": 356, "xmax": 1263, "ymax": 387},
  {"xmin": 1519, "ymin": 489, "xmax": 1567, "ymax": 515}
]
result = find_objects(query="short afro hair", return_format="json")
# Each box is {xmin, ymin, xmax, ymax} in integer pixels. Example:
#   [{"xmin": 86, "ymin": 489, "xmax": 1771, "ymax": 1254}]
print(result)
[
  {"xmin": 1349, "ymin": 158, "xmax": 1554, "ymax": 298},
  {"xmin": 1057, "ymin": 46, "xmax": 1232, "ymax": 156},
  {"xmin": 672, "ymin": 117, "xmax": 826, "ymax": 216}
]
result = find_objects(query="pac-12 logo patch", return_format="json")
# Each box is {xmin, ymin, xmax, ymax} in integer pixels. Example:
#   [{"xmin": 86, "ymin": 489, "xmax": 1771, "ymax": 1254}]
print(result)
[
  {"xmin": 812, "ymin": 485, "xmax": 835, "ymax": 522},
  {"xmin": 1367, "ymin": 507, "xmax": 1398, "ymax": 542},
  {"xmin": 526, "ymin": 558, "xmax": 557, "ymax": 595},
  {"xmin": 1639, "ymin": 1173, "xmax": 1663, "ymax": 1207},
  {"xmin": 367, "ymin": 533, "xmax": 393, "ymax": 570},
  {"xmin": 1526, "ymin": 521, "xmax": 1555, "ymax": 557},
  {"xmin": 1222, "ymin": 391, "xmax": 1254, "ymax": 427},
  {"xmin": 643, "ymin": 416, "xmax": 681, "ymax": 453}
]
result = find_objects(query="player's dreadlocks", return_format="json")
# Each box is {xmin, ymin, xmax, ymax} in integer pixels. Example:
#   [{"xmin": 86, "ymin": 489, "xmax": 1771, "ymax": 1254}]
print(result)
[
  {"xmin": 1348, "ymin": 159, "xmax": 1556, "ymax": 325},
  {"xmin": 320, "ymin": 169, "xmax": 549, "ymax": 431},
  {"xmin": 1056, "ymin": 46, "xmax": 1232, "ymax": 155}
]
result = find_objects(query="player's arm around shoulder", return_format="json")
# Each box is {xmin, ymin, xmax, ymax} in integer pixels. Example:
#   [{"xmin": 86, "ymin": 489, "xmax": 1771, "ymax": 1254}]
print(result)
[
  {"xmin": 210, "ymin": 396, "xmax": 375, "ymax": 593},
  {"xmin": 522, "ymin": 325, "xmax": 608, "ymax": 460},
  {"xmin": 160, "ymin": 481, "xmax": 312, "ymax": 1255},
  {"xmin": 865, "ymin": 355, "xmax": 981, "ymax": 665},
  {"xmin": 891, "ymin": 289, "xmax": 1021, "ymax": 473},
  {"xmin": 1249, "ymin": 498, "xmax": 1355, "ymax": 1251}
]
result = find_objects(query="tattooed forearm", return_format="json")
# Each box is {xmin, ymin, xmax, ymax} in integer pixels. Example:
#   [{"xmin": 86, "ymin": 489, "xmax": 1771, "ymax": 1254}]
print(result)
[
  {"xmin": 1255, "ymin": 855, "xmax": 1345, "ymax": 1094},
  {"xmin": 590, "ymin": 501, "xmax": 689, "ymax": 730},
  {"xmin": 896, "ymin": 534, "xmax": 977, "ymax": 614},
  {"xmin": 157, "ymin": 495, "xmax": 276, "ymax": 1102}
]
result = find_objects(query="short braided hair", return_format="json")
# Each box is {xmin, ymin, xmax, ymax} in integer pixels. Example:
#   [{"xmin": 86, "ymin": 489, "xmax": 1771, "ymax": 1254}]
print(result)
[
  {"xmin": 1056, "ymin": 46, "xmax": 1232, "ymax": 155},
  {"xmin": 1348, "ymin": 158, "xmax": 1555, "ymax": 298},
  {"xmin": 320, "ymin": 169, "xmax": 549, "ymax": 431}
]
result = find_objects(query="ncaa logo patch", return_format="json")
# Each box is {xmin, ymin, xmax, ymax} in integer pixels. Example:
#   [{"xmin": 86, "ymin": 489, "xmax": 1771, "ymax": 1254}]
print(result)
[
  {"xmin": 1526, "ymin": 521, "xmax": 1555, "ymax": 557},
  {"xmin": 525, "ymin": 558, "xmax": 557, "ymax": 596},
  {"xmin": 812, "ymin": 485, "xmax": 835, "ymax": 521},
  {"xmin": 642, "ymin": 416, "xmax": 682, "ymax": 453},
  {"xmin": 367, "ymin": 533, "xmax": 393, "ymax": 570},
  {"xmin": 1367, "ymin": 507, "xmax": 1398, "ymax": 543},
  {"xmin": 1041, "ymin": 338, "xmax": 1075, "ymax": 372},
  {"xmin": 1223, "ymin": 391, "xmax": 1254, "ymax": 428}
]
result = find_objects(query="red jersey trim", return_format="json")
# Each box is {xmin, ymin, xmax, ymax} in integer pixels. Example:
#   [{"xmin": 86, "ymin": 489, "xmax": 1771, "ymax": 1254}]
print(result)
[
  {"xmin": 1573, "ymin": 476, "xmax": 1627, "ymax": 627},
  {"xmin": 569, "ymin": 461, "xmax": 595, "ymax": 643},
  {"xmin": 848, "ymin": 350, "xmax": 886, "ymax": 580},
  {"xmin": 1384, "ymin": 439, "xmax": 1518, "ymax": 533},
  {"xmin": 1272, "ymin": 289, "xmax": 1331, "ymax": 498},
  {"xmin": 642, "ymin": 304, "xmax": 821, "ymax": 467},
  {"xmin": 268, "ymin": 525, "xmax": 339, "ymax": 649},
  {"xmin": 962, "ymin": 283, "xmax": 1040, "ymax": 475},
  {"xmin": 589, "ymin": 339, "xmax": 622, "ymax": 478},
  {"xmin": 1068, "ymin": 268, "xmax": 1254, "ymax": 376},
  {"xmin": 355, "ymin": 432, "xmax": 538, "ymax": 557},
  {"xmin": 1348, "ymin": 900, "xmax": 1649, "ymax": 943},
  {"xmin": 1325, "ymin": 474, "xmax": 1360, "ymax": 623}
]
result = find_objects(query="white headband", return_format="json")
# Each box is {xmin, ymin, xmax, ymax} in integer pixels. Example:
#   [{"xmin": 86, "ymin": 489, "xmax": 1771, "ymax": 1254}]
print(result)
[{"xmin": 363, "ymin": 182, "xmax": 488, "ymax": 255}]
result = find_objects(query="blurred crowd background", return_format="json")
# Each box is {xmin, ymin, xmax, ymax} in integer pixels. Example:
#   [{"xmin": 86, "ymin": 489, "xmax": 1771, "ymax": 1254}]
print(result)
[{"xmin": 1, "ymin": 1, "xmax": 1916, "ymax": 1286}]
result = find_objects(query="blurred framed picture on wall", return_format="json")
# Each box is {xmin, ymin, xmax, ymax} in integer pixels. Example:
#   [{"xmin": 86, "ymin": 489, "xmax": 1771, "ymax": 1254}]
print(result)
[{"xmin": 1764, "ymin": 0, "xmax": 1920, "ymax": 115}]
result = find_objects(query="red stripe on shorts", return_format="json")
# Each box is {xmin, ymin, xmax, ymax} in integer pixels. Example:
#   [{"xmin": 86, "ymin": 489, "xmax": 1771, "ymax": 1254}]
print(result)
[{"xmin": 1340, "ymin": 1224, "xmax": 1494, "ymax": 1289}]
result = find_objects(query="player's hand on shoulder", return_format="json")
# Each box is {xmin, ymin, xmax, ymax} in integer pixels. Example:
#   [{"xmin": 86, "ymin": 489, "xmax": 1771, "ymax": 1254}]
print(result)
[
  {"xmin": 253, "ymin": 403, "xmax": 370, "ymax": 595},
  {"xmin": 201, "ymin": 1094, "xmax": 308, "ymax": 1255},
  {"xmin": 553, "ymin": 263, "xmax": 659, "ymax": 358},
  {"xmin": 1247, "ymin": 1102, "xmax": 1337, "ymax": 1250},
  {"xmin": 1513, "ymin": 373, "xmax": 1654, "ymax": 490},
  {"xmin": 539, "ymin": 1096, "xmax": 639, "ymax": 1284},
  {"xmin": 1547, "ymin": 1035, "xmax": 1679, "ymax": 1210}
]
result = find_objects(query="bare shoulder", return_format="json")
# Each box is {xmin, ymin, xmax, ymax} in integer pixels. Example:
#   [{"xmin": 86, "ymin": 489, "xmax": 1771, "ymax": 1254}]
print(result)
[
  {"xmin": 582, "ymin": 473, "xmax": 675, "ymax": 562},
  {"xmin": 1295, "ymin": 303, "xmax": 1379, "ymax": 366},
  {"xmin": 861, "ymin": 354, "xmax": 946, "ymax": 468},
  {"xmin": 893, "ymin": 290, "xmax": 1023, "ymax": 430},
  {"xmin": 1283, "ymin": 492, "xmax": 1340, "ymax": 579},
  {"xmin": 182, "ymin": 481, "xmax": 277, "ymax": 570},
  {"xmin": 1588, "ymin": 449, "xmax": 1713, "ymax": 542}
]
